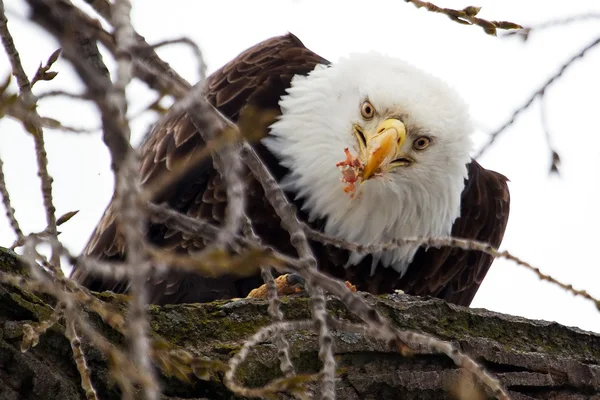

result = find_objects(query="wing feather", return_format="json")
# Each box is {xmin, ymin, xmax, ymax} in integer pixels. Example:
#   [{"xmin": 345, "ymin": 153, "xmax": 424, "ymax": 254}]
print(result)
[
  {"xmin": 396, "ymin": 159, "xmax": 510, "ymax": 306},
  {"xmin": 71, "ymin": 33, "xmax": 329, "ymax": 303}
]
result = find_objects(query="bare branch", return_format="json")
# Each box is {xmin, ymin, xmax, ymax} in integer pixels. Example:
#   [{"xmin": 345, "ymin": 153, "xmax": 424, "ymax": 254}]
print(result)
[
  {"xmin": 475, "ymin": 35, "xmax": 600, "ymax": 159},
  {"xmin": 405, "ymin": 0, "xmax": 522, "ymax": 36},
  {"xmin": 37, "ymin": 89, "xmax": 91, "ymax": 100},
  {"xmin": 21, "ymin": 302, "xmax": 64, "ymax": 351},
  {"xmin": 0, "ymin": 154, "xmax": 24, "ymax": 240},
  {"xmin": 183, "ymin": 83, "xmax": 245, "ymax": 248},
  {"xmin": 111, "ymin": 0, "xmax": 157, "ymax": 398},
  {"xmin": 65, "ymin": 316, "xmax": 99, "ymax": 400},
  {"xmin": 242, "ymin": 215, "xmax": 295, "ymax": 377},
  {"xmin": 1, "ymin": 0, "xmax": 60, "ymax": 267},
  {"xmin": 503, "ymin": 13, "xmax": 600, "ymax": 41},
  {"xmin": 540, "ymin": 97, "xmax": 560, "ymax": 175},
  {"xmin": 304, "ymin": 227, "xmax": 600, "ymax": 310},
  {"xmin": 225, "ymin": 317, "xmax": 509, "ymax": 400},
  {"xmin": 150, "ymin": 37, "xmax": 207, "ymax": 81},
  {"xmin": 240, "ymin": 143, "xmax": 339, "ymax": 399}
]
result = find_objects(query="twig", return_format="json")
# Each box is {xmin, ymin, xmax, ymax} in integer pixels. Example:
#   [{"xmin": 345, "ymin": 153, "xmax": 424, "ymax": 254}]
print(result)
[
  {"xmin": 226, "ymin": 317, "xmax": 509, "ymax": 400},
  {"xmin": 225, "ymin": 319, "xmax": 320, "ymax": 398},
  {"xmin": 540, "ymin": 97, "xmax": 560, "ymax": 174},
  {"xmin": 0, "ymin": 0, "xmax": 60, "ymax": 268},
  {"xmin": 0, "ymin": 256, "xmax": 228, "ymax": 387},
  {"xmin": 475, "ymin": 35, "xmax": 600, "ymax": 159},
  {"xmin": 4, "ymin": 96, "xmax": 99, "ymax": 134},
  {"xmin": 503, "ymin": 13, "xmax": 600, "ymax": 41},
  {"xmin": 303, "ymin": 227, "xmax": 600, "ymax": 310},
  {"xmin": 184, "ymin": 83, "xmax": 245, "ymax": 248},
  {"xmin": 111, "ymin": 0, "xmax": 157, "ymax": 399},
  {"xmin": 65, "ymin": 316, "xmax": 99, "ymax": 400},
  {"xmin": 150, "ymin": 37, "xmax": 207, "ymax": 81},
  {"xmin": 37, "ymin": 89, "xmax": 91, "ymax": 100},
  {"xmin": 21, "ymin": 302, "xmax": 64, "ymax": 351},
  {"xmin": 21, "ymin": 235, "xmax": 143, "ymax": 396},
  {"xmin": 82, "ymin": 0, "xmax": 192, "ymax": 97},
  {"xmin": 241, "ymin": 143, "xmax": 336, "ymax": 399},
  {"xmin": 243, "ymin": 215, "xmax": 295, "ymax": 377},
  {"xmin": 0, "ymin": 154, "xmax": 23, "ymax": 240},
  {"xmin": 405, "ymin": 0, "xmax": 522, "ymax": 36},
  {"xmin": 139, "ymin": 123, "xmax": 236, "ymax": 202}
]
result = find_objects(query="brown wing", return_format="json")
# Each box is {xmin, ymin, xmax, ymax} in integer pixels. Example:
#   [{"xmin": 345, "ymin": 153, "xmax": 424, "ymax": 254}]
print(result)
[
  {"xmin": 71, "ymin": 33, "xmax": 329, "ymax": 303},
  {"xmin": 394, "ymin": 159, "xmax": 511, "ymax": 306}
]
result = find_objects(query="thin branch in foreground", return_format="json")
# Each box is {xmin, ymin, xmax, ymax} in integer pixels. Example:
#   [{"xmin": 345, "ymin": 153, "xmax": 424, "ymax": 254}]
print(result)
[
  {"xmin": 139, "ymin": 124, "xmax": 237, "ymax": 202},
  {"xmin": 4, "ymin": 94, "xmax": 100, "ymax": 134},
  {"xmin": 21, "ymin": 302, "xmax": 64, "ymax": 352},
  {"xmin": 503, "ymin": 13, "xmax": 600, "ymax": 41},
  {"xmin": 275, "ymin": 261, "xmax": 510, "ymax": 399},
  {"xmin": 65, "ymin": 316, "xmax": 99, "ymax": 400},
  {"xmin": 150, "ymin": 37, "xmax": 207, "ymax": 81},
  {"xmin": 241, "ymin": 143, "xmax": 336, "ymax": 399},
  {"xmin": 540, "ymin": 97, "xmax": 560, "ymax": 175},
  {"xmin": 37, "ymin": 89, "xmax": 91, "ymax": 101},
  {"xmin": 0, "ymin": 154, "xmax": 24, "ymax": 240},
  {"xmin": 405, "ymin": 0, "xmax": 522, "ymax": 35},
  {"xmin": 243, "ymin": 215, "xmax": 295, "ymax": 377},
  {"xmin": 474, "ymin": 35, "xmax": 600, "ymax": 159},
  {"xmin": 304, "ymin": 227, "xmax": 600, "ymax": 310},
  {"xmin": 185, "ymin": 83, "xmax": 245, "ymax": 248},
  {"xmin": 16, "ymin": 237, "xmax": 148, "ymax": 398},
  {"xmin": 147, "ymin": 200, "xmax": 520, "ymax": 394},
  {"xmin": 0, "ymin": 0, "xmax": 60, "ymax": 268},
  {"xmin": 111, "ymin": 0, "xmax": 157, "ymax": 398},
  {"xmin": 225, "ymin": 317, "xmax": 509, "ymax": 400},
  {"xmin": 224, "ymin": 320, "xmax": 321, "ymax": 398}
]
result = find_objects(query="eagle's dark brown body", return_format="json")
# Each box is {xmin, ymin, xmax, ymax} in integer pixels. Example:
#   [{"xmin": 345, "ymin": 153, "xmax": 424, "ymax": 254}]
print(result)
[{"xmin": 72, "ymin": 34, "xmax": 510, "ymax": 306}]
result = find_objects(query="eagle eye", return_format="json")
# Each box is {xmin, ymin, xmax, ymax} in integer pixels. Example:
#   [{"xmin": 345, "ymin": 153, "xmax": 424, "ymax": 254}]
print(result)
[
  {"xmin": 360, "ymin": 101, "xmax": 375, "ymax": 119},
  {"xmin": 413, "ymin": 136, "xmax": 431, "ymax": 150}
]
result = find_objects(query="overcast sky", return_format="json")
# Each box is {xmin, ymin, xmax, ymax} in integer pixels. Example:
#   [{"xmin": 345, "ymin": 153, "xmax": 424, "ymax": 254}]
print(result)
[{"xmin": 2, "ymin": 0, "xmax": 600, "ymax": 332}]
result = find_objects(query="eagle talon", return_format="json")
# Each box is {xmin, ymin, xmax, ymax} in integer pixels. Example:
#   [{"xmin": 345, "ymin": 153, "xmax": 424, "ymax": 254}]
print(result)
[{"xmin": 246, "ymin": 273, "xmax": 305, "ymax": 299}]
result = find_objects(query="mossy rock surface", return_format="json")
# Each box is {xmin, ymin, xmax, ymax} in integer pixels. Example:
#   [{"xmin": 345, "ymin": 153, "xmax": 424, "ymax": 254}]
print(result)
[{"xmin": 1, "ymin": 246, "xmax": 599, "ymax": 399}]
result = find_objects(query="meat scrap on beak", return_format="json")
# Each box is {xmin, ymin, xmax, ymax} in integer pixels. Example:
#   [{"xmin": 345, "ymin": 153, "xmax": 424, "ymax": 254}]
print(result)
[{"xmin": 336, "ymin": 148, "xmax": 364, "ymax": 197}]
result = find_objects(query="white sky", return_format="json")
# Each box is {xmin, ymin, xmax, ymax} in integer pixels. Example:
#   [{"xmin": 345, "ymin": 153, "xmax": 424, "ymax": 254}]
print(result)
[{"xmin": 2, "ymin": 0, "xmax": 600, "ymax": 332}]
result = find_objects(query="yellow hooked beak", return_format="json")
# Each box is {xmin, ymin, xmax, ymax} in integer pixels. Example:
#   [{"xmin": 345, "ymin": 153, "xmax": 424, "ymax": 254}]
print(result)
[{"xmin": 359, "ymin": 118, "xmax": 407, "ymax": 180}]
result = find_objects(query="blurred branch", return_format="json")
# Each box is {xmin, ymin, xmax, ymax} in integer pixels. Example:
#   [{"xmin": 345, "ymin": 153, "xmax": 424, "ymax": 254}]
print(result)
[
  {"xmin": 37, "ymin": 89, "xmax": 91, "ymax": 100},
  {"xmin": 110, "ymin": 0, "xmax": 158, "ymax": 398},
  {"xmin": 0, "ymin": 0, "xmax": 60, "ymax": 269},
  {"xmin": 0, "ymin": 154, "xmax": 23, "ymax": 240},
  {"xmin": 150, "ymin": 37, "xmax": 207, "ymax": 81},
  {"xmin": 65, "ymin": 315, "xmax": 99, "ymax": 400},
  {"xmin": 475, "ymin": 35, "xmax": 600, "ymax": 159},
  {"xmin": 504, "ymin": 13, "xmax": 600, "ymax": 41},
  {"xmin": 240, "ymin": 142, "xmax": 337, "ymax": 399},
  {"xmin": 540, "ymin": 97, "xmax": 561, "ymax": 175}
]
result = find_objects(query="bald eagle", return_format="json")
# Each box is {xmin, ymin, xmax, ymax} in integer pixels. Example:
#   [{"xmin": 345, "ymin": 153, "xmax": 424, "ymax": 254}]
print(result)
[{"xmin": 72, "ymin": 33, "xmax": 510, "ymax": 307}]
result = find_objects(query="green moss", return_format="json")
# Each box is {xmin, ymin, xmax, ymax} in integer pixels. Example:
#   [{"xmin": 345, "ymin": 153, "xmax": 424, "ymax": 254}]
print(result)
[
  {"xmin": 377, "ymin": 297, "xmax": 600, "ymax": 361},
  {"xmin": 212, "ymin": 343, "xmax": 242, "ymax": 356},
  {"xmin": 0, "ymin": 246, "xmax": 28, "ymax": 276},
  {"xmin": 148, "ymin": 301, "xmax": 271, "ymax": 347},
  {"xmin": 6, "ymin": 290, "xmax": 53, "ymax": 321}
]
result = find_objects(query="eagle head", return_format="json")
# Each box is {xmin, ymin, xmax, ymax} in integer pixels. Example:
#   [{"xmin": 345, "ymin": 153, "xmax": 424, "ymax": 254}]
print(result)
[{"xmin": 263, "ymin": 52, "xmax": 474, "ymax": 275}]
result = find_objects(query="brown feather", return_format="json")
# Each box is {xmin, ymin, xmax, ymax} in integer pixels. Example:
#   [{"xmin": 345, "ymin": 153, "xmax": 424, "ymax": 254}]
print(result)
[{"xmin": 71, "ymin": 33, "xmax": 510, "ymax": 307}]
